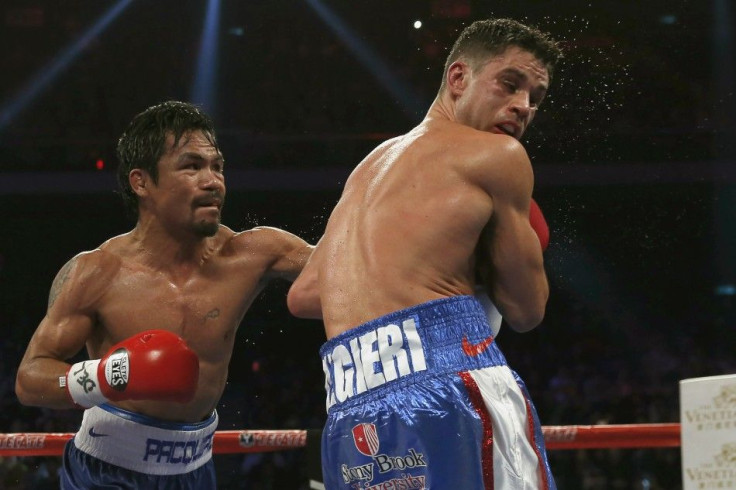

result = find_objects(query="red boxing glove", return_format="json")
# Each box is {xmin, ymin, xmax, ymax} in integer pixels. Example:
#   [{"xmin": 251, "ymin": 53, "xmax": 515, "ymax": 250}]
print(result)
[
  {"xmin": 64, "ymin": 330, "xmax": 199, "ymax": 408},
  {"xmin": 529, "ymin": 198, "xmax": 550, "ymax": 251}
]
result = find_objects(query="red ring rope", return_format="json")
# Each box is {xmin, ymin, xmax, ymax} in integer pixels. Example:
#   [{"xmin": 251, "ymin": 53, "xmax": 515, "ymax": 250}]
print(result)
[{"xmin": 0, "ymin": 423, "xmax": 681, "ymax": 457}]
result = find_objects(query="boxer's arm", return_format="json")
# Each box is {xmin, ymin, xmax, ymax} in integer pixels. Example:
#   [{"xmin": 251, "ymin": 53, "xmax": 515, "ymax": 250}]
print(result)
[
  {"xmin": 473, "ymin": 137, "xmax": 548, "ymax": 332},
  {"xmin": 287, "ymin": 242, "xmax": 323, "ymax": 319},
  {"xmin": 16, "ymin": 254, "xmax": 98, "ymax": 409},
  {"xmin": 474, "ymin": 197, "xmax": 549, "ymax": 336},
  {"xmin": 275, "ymin": 240, "xmax": 314, "ymax": 281},
  {"xmin": 249, "ymin": 226, "xmax": 314, "ymax": 282},
  {"xmin": 17, "ymin": 252, "xmax": 200, "ymax": 409}
]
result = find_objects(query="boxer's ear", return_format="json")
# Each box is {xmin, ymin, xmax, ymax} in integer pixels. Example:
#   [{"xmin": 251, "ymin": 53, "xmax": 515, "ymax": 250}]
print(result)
[
  {"xmin": 129, "ymin": 169, "xmax": 148, "ymax": 197},
  {"xmin": 447, "ymin": 60, "xmax": 471, "ymax": 97}
]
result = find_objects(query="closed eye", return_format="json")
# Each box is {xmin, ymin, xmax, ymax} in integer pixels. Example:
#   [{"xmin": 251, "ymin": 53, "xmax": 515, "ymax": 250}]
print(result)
[{"xmin": 502, "ymin": 79, "xmax": 518, "ymax": 92}]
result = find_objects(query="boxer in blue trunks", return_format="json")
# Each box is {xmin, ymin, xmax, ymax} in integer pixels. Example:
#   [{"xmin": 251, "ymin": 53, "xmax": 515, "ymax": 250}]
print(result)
[
  {"xmin": 16, "ymin": 101, "xmax": 313, "ymax": 489},
  {"xmin": 319, "ymin": 296, "xmax": 553, "ymax": 489},
  {"xmin": 289, "ymin": 18, "xmax": 562, "ymax": 489}
]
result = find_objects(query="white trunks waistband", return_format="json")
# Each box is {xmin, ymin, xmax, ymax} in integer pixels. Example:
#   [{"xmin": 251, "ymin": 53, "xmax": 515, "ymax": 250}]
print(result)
[{"xmin": 74, "ymin": 404, "xmax": 218, "ymax": 475}]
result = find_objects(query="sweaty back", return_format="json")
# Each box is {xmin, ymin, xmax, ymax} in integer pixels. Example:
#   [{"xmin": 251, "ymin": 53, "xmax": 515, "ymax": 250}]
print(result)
[{"xmin": 318, "ymin": 121, "xmax": 495, "ymax": 335}]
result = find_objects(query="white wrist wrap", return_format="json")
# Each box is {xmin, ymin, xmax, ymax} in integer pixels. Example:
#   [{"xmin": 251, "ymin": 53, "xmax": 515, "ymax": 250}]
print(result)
[
  {"xmin": 66, "ymin": 359, "xmax": 108, "ymax": 409},
  {"xmin": 474, "ymin": 286, "xmax": 503, "ymax": 338}
]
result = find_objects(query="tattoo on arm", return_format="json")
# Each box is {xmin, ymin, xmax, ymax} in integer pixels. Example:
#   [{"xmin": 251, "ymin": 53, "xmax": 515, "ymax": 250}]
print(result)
[{"xmin": 48, "ymin": 258, "xmax": 76, "ymax": 310}]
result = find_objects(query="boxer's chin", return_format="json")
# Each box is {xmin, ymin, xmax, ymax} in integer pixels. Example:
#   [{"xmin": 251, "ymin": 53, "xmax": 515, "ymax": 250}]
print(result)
[{"xmin": 194, "ymin": 219, "xmax": 220, "ymax": 237}]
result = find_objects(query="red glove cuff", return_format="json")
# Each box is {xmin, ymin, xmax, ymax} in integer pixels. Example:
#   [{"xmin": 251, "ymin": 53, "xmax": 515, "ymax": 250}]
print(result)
[{"xmin": 530, "ymin": 198, "xmax": 550, "ymax": 251}]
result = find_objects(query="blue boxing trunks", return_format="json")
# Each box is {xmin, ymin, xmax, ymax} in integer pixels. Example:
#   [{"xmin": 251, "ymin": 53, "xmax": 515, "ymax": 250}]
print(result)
[
  {"xmin": 61, "ymin": 403, "xmax": 218, "ymax": 490},
  {"xmin": 320, "ymin": 295, "xmax": 555, "ymax": 489}
]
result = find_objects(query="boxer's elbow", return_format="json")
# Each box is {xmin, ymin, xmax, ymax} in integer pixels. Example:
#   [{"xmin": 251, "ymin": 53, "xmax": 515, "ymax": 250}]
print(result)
[
  {"xmin": 287, "ymin": 278, "xmax": 323, "ymax": 319},
  {"xmin": 15, "ymin": 369, "xmax": 39, "ymax": 407},
  {"xmin": 505, "ymin": 304, "xmax": 546, "ymax": 332},
  {"xmin": 504, "ymin": 285, "xmax": 548, "ymax": 333},
  {"xmin": 15, "ymin": 377, "xmax": 29, "ymax": 406},
  {"xmin": 286, "ymin": 286, "xmax": 308, "ymax": 317}
]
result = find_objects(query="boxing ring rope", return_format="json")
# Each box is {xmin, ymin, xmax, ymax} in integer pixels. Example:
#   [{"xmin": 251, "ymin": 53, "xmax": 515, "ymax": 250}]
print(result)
[{"xmin": 0, "ymin": 423, "xmax": 681, "ymax": 457}]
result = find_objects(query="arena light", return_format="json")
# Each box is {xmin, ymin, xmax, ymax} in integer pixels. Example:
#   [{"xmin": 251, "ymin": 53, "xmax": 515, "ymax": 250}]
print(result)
[
  {"xmin": 715, "ymin": 284, "xmax": 736, "ymax": 296},
  {"xmin": 304, "ymin": 0, "xmax": 427, "ymax": 121},
  {"xmin": 190, "ymin": 0, "xmax": 221, "ymax": 115},
  {"xmin": 0, "ymin": 0, "xmax": 134, "ymax": 132}
]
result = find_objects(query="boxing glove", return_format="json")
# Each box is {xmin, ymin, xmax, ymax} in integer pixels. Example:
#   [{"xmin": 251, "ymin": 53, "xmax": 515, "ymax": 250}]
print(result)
[
  {"xmin": 63, "ymin": 330, "xmax": 199, "ymax": 409},
  {"xmin": 529, "ymin": 198, "xmax": 549, "ymax": 251}
]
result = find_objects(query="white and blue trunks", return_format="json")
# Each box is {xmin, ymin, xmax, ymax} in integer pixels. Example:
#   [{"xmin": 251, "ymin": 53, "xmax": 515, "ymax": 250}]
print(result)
[
  {"xmin": 61, "ymin": 403, "xmax": 218, "ymax": 489},
  {"xmin": 319, "ymin": 295, "xmax": 555, "ymax": 489}
]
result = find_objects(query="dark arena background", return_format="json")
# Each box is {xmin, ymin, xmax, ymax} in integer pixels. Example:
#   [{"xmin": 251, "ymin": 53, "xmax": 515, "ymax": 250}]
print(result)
[{"xmin": 1, "ymin": 0, "xmax": 735, "ymax": 488}]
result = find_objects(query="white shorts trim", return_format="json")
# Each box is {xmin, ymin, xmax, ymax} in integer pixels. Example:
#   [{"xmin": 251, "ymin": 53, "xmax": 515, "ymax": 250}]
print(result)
[{"xmin": 470, "ymin": 366, "xmax": 542, "ymax": 488}]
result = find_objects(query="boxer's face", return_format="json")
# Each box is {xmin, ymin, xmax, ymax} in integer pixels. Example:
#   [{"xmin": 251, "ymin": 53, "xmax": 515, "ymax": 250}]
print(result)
[
  {"xmin": 454, "ymin": 46, "xmax": 549, "ymax": 140},
  {"xmin": 151, "ymin": 130, "xmax": 226, "ymax": 237}
]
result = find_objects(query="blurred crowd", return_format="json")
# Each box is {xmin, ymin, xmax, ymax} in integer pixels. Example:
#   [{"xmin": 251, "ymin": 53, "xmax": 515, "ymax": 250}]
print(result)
[{"xmin": 0, "ymin": 1, "xmax": 721, "ymax": 171}]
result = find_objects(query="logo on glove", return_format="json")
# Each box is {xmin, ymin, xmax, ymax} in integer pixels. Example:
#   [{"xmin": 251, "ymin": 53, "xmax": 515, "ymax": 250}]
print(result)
[
  {"xmin": 105, "ymin": 349, "xmax": 129, "ymax": 392},
  {"xmin": 72, "ymin": 361, "xmax": 97, "ymax": 394}
]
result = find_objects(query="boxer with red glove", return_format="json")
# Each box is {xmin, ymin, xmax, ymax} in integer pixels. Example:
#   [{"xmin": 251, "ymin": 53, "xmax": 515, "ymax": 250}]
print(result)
[{"xmin": 63, "ymin": 330, "xmax": 199, "ymax": 409}]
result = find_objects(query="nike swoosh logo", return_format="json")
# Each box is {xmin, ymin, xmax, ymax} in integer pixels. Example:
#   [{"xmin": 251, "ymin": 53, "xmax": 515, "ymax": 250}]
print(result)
[
  {"xmin": 462, "ymin": 335, "xmax": 494, "ymax": 357},
  {"xmin": 88, "ymin": 427, "xmax": 108, "ymax": 438}
]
